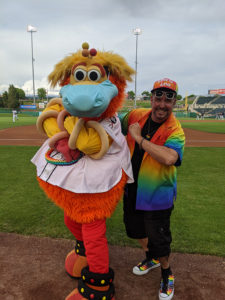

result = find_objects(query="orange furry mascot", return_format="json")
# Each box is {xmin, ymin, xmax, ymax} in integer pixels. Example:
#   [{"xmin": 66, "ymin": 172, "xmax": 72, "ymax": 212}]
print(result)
[{"xmin": 31, "ymin": 42, "xmax": 135, "ymax": 300}]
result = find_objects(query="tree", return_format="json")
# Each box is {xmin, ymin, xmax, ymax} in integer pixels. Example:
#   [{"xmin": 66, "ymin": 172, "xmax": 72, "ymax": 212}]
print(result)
[
  {"xmin": 16, "ymin": 88, "xmax": 25, "ymax": 100},
  {"xmin": 176, "ymin": 94, "xmax": 182, "ymax": 100},
  {"xmin": 0, "ymin": 95, "xmax": 3, "ymax": 107},
  {"xmin": 127, "ymin": 90, "xmax": 135, "ymax": 100},
  {"xmin": 7, "ymin": 85, "xmax": 20, "ymax": 109},
  {"xmin": 141, "ymin": 90, "xmax": 151, "ymax": 100},
  {"xmin": 188, "ymin": 94, "xmax": 196, "ymax": 98},
  {"xmin": 2, "ymin": 91, "xmax": 8, "ymax": 107},
  {"xmin": 37, "ymin": 88, "xmax": 47, "ymax": 100}
]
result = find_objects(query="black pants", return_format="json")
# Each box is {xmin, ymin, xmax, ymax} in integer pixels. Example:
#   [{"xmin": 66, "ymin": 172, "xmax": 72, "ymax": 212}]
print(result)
[{"xmin": 123, "ymin": 191, "xmax": 173, "ymax": 259}]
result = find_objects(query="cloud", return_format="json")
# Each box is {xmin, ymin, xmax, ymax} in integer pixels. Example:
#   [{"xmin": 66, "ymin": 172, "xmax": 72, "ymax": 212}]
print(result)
[
  {"xmin": 21, "ymin": 77, "xmax": 60, "ymax": 96},
  {"xmin": 1, "ymin": 0, "xmax": 225, "ymax": 97}
]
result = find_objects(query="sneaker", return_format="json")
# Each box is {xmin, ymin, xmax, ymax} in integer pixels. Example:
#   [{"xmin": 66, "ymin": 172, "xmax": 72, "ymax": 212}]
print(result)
[
  {"xmin": 159, "ymin": 275, "xmax": 174, "ymax": 300},
  {"xmin": 133, "ymin": 258, "xmax": 160, "ymax": 275}
]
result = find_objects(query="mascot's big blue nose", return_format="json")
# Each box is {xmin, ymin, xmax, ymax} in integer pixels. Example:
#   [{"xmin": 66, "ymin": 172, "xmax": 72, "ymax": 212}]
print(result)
[{"xmin": 60, "ymin": 80, "xmax": 118, "ymax": 118}]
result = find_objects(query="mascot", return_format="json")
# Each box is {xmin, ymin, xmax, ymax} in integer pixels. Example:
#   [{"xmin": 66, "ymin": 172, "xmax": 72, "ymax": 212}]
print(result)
[{"xmin": 31, "ymin": 42, "xmax": 135, "ymax": 300}]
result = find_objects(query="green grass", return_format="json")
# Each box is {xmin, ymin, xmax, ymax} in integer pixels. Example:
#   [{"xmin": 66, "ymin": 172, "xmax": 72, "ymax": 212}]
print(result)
[
  {"xmin": 123, "ymin": 100, "xmax": 150, "ymax": 108},
  {"xmin": 0, "ymin": 114, "xmax": 37, "ymax": 129},
  {"xmin": 2, "ymin": 113, "xmax": 225, "ymax": 134},
  {"xmin": 0, "ymin": 146, "xmax": 224, "ymax": 256},
  {"xmin": 107, "ymin": 149, "xmax": 225, "ymax": 256},
  {"xmin": 172, "ymin": 148, "xmax": 225, "ymax": 255},
  {"xmin": 180, "ymin": 120, "xmax": 225, "ymax": 134},
  {"xmin": 0, "ymin": 146, "xmax": 72, "ymax": 238}
]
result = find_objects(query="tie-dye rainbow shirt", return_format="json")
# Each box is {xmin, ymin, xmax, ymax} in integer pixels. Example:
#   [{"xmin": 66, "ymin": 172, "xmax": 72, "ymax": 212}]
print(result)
[{"xmin": 121, "ymin": 109, "xmax": 185, "ymax": 211}]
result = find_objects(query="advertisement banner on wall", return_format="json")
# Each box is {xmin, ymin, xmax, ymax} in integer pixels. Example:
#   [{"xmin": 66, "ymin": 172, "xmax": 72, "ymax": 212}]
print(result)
[
  {"xmin": 20, "ymin": 105, "xmax": 37, "ymax": 109},
  {"xmin": 39, "ymin": 102, "xmax": 45, "ymax": 109},
  {"xmin": 208, "ymin": 89, "xmax": 225, "ymax": 95}
]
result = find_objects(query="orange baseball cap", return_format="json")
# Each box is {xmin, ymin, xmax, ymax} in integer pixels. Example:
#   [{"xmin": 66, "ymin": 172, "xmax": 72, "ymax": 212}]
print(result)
[{"xmin": 151, "ymin": 78, "xmax": 178, "ymax": 93}]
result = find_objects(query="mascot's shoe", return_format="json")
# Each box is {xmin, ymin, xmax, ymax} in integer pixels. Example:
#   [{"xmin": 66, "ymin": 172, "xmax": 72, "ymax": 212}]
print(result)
[
  {"xmin": 65, "ymin": 240, "xmax": 88, "ymax": 279},
  {"xmin": 65, "ymin": 288, "xmax": 115, "ymax": 300},
  {"xmin": 65, "ymin": 288, "xmax": 85, "ymax": 300},
  {"xmin": 65, "ymin": 266, "xmax": 115, "ymax": 300}
]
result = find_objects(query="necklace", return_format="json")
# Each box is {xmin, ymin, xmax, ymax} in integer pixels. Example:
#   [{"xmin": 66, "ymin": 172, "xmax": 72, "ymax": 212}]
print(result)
[{"xmin": 145, "ymin": 116, "xmax": 161, "ymax": 140}]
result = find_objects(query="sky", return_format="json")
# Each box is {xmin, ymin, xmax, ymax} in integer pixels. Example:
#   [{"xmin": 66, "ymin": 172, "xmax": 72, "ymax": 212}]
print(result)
[{"xmin": 1, "ymin": 0, "xmax": 225, "ymax": 98}]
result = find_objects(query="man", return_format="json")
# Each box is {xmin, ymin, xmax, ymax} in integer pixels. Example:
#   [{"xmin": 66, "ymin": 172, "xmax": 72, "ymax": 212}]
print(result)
[
  {"xmin": 12, "ymin": 110, "xmax": 17, "ymax": 122},
  {"xmin": 122, "ymin": 78, "xmax": 185, "ymax": 300}
]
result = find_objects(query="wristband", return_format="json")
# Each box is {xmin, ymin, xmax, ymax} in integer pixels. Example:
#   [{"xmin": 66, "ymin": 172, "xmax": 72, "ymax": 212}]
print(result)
[{"xmin": 139, "ymin": 137, "xmax": 145, "ymax": 150}]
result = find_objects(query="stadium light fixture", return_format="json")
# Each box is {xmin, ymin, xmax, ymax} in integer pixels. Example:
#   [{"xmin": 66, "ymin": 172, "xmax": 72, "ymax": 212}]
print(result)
[
  {"xmin": 133, "ymin": 28, "xmax": 142, "ymax": 108},
  {"xmin": 27, "ymin": 25, "xmax": 37, "ymax": 105}
]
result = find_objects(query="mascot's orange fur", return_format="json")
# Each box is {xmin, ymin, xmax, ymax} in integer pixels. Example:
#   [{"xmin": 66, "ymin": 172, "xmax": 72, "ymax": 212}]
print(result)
[{"xmin": 32, "ymin": 42, "xmax": 135, "ymax": 300}]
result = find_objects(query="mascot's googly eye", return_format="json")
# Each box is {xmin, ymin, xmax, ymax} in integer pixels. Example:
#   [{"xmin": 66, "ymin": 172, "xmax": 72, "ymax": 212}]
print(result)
[
  {"xmin": 74, "ymin": 69, "xmax": 87, "ymax": 81},
  {"xmin": 88, "ymin": 70, "xmax": 101, "ymax": 82}
]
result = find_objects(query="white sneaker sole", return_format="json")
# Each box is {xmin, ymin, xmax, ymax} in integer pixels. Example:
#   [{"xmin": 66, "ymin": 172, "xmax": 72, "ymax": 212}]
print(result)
[
  {"xmin": 132, "ymin": 263, "xmax": 160, "ymax": 275},
  {"xmin": 159, "ymin": 289, "xmax": 174, "ymax": 300}
]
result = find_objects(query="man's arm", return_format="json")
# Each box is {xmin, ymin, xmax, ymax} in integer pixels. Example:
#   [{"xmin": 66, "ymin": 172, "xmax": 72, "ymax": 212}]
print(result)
[
  {"xmin": 118, "ymin": 111, "xmax": 130, "ymax": 136},
  {"xmin": 129, "ymin": 122, "xmax": 178, "ymax": 166}
]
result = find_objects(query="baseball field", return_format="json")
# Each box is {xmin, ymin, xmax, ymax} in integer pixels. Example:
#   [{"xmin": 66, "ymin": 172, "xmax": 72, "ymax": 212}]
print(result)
[{"xmin": 0, "ymin": 114, "xmax": 224, "ymax": 300}]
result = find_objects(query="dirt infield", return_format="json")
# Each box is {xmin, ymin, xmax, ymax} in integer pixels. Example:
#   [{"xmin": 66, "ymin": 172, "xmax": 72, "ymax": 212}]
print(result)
[
  {"xmin": 1, "ymin": 233, "xmax": 224, "ymax": 300},
  {"xmin": 0, "ymin": 124, "xmax": 225, "ymax": 300},
  {"xmin": 0, "ymin": 123, "xmax": 225, "ymax": 147},
  {"xmin": 0, "ymin": 125, "xmax": 46, "ymax": 146}
]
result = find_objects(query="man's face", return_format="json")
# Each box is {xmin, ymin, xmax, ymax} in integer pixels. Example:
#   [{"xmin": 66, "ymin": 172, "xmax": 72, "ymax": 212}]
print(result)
[{"xmin": 151, "ymin": 88, "xmax": 176, "ymax": 123}]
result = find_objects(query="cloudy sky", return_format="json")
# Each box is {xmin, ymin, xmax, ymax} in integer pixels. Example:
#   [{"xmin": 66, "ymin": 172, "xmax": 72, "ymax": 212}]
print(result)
[{"xmin": 1, "ymin": 0, "xmax": 225, "ymax": 97}]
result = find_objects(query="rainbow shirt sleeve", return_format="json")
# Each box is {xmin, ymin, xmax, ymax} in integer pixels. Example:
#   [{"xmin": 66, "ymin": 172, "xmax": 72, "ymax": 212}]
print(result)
[
  {"xmin": 136, "ymin": 121, "xmax": 185, "ymax": 211},
  {"xmin": 164, "ymin": 127, "xmax": 185, "ymax": 166},
  {"xmin": 119, "ymin": 108, "xmax": 150, "ymax": 140},
  {"xmin": 118, "ymin": 110, "xmax": 134, "ymax": 136}
]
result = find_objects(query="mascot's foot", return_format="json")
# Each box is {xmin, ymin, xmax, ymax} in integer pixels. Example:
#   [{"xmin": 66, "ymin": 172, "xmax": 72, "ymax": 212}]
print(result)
[
  {"xmin": 66, "ymin": 266, "xmax": 116, "ymax": 300},
  {"xmin": 65, "ymin": 288, "xmax": 115, "ymax": 300},
  {"xmin": 65, "ymin": 288, "xmax": 85, "ymax": 300},
  {"xmin": 65, "ymin": 250, "xmax": 88, "ymax": 279}
]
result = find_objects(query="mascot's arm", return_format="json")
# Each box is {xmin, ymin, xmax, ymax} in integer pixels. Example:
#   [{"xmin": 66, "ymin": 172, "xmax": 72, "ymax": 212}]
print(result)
[
  {"xmin": 64, "ymin": 116, "xmax": 113, "ymax": 155},
  {"xmin": 42, "ymin": 104, "xmax": 65, "ymax": 137}
]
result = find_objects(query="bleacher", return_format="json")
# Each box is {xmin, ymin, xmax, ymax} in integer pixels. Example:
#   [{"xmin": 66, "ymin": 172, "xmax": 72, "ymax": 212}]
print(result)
[
  {"xmin": 212, "ymin": 96, "xmax": 225, "ymax": 105},
  {"xmin": 194, "ymin": 108, "xmax": 212, "ymax": 114},
  {"xmin": 210, "ymin": 108, "xmax": 225, "ymax": 115},
  {"xmin": 196, "ymin": 96, "xmax": 216, "ymax": 105},
  {"xmin": 190, "ymin": 94, "xmax": 225, "ymax": 118}
]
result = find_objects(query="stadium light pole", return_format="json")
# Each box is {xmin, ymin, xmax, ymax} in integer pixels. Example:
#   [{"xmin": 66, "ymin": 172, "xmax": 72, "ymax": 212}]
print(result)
[
  {"xmin": 133, "ymin": 28, "xmax": 142, "ymax": 108},
  {"xmin": 27, "ymin": 25, "xmax": 37, "ymax": 105}
]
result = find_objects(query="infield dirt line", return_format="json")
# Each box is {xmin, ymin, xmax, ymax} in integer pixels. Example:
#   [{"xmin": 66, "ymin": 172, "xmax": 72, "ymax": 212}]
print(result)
[
  {"xmin": 0, "ymin": 125, "xmax": 225, "ymax": 147},
  {"xmin": 188, "ymin": 140, "xmax": 225, "ymax": 143},
  {"xmin": 0, "ymin": 138, "xmax": 45, "ymax": 141}
]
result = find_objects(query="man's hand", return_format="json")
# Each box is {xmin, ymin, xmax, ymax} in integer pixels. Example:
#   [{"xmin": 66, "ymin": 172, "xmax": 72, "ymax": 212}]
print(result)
[
  {"xmin": 55, "ymin": 137, "xmax": 81, "ymax": 162},
  {"xmin": 129, "ymin": 122, "xmax": 178, "ymax": 166},
  {"xmin": 128, "ymin": 122, "xmax": 142, "ymax": 143}
]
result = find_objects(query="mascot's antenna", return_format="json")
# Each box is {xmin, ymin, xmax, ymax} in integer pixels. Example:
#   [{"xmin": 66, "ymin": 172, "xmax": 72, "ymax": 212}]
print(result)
[{"xmin": 81, "ymin": 42, "xmax": 97, "ymax": 58}]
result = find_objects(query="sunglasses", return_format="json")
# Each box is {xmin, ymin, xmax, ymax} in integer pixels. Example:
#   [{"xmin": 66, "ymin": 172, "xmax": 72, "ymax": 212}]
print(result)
[{"xmin": 154, "ymin": 90, "xmax": 176, "ymax": 100}]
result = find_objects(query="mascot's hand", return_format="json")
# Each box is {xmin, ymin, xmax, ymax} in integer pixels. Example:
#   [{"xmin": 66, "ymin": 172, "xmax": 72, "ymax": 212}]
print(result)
[{"xmin": 55, "ymin": 137, "xmax": 81, "ymax": 162}]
